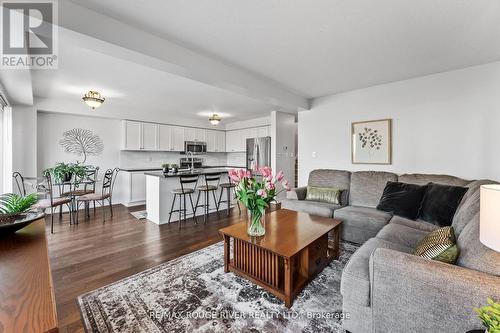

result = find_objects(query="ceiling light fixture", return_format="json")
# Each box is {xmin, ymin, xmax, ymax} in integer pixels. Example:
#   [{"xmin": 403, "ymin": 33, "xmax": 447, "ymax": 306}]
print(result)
[
  {"xmin": 82, "ymin": 90, "xmax": 105, "ymax": 110},
  {"xmin": 209, "ymin": 113, "xmax": 221, "ymax": 126}
]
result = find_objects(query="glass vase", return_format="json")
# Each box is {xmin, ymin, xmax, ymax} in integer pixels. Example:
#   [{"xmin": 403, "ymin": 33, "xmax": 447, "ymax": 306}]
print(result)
[{"xmin": 247, "ymin": 210, "xmax": 266, "ymax": 236}]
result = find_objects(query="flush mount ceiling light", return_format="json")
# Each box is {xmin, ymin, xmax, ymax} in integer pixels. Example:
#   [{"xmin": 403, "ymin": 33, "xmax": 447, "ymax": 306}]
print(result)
[
  {"xmin": 82, "ymin": 90, "xmax": 105, "ymax": 110},
  {"xmin": 209, "ymin": 113, "xmax": 222, "ymax": 126}
]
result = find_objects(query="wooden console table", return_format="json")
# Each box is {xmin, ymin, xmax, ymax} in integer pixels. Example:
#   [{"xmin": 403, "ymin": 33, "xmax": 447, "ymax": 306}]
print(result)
[
  {"xmin": 0, "ymin": 218, "xmax": 58, "ymax": 332},
  {"xmin": 220, "ymin": 209, "xmax": 341, "ymax": 308}
]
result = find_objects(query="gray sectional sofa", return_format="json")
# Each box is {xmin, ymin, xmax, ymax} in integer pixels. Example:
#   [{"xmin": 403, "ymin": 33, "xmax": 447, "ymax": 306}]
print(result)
[{"xmin": 282, "ymin": 169, "xmax": 500, "ymax": 333}]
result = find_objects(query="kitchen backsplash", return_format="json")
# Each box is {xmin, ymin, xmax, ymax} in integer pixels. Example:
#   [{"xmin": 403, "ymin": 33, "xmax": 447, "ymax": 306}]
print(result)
[{"xmin": 120, "ymin": 151, "xmax": 230, "ymax": 168}]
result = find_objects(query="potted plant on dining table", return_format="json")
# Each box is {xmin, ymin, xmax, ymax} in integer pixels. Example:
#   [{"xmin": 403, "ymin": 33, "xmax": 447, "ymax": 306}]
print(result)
[{"xmin": 229, "ymin": 167, "xmax": 290, "ymax": 236}]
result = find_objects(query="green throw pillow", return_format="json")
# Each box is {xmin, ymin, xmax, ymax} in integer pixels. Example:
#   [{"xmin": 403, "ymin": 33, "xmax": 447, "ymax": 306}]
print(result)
[
  {"xmin": 305, "ymin": 186, "xmax": 341, "ymax": 205},
  {"xmin": 413, "ymin": 226, "xmax": 459, "ymax": 264}
]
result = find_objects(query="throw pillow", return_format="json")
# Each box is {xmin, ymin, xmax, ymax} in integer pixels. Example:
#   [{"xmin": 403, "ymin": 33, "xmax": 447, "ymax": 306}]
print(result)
[
  {"xmin": 413, "ymin": 226, "xmax": 459, "ymax": 264},
  {"xmin": 376, "ymin": 181, "xmax": 427, "ymax": 219},
  {"xmin": 305, "ymin": 186, "xmax": 341, "ymax": 205},
  {"xmin": 418, "ymin": 183, "xmax": 468, "ymax": 226}
]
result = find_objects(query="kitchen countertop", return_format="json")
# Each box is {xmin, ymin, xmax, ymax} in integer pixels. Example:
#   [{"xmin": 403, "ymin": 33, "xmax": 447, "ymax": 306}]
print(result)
[
  {"xmin": 121, "ymin": 165, "xmax": 246, "ymax": 172},
  {"xmin": 145, "ymin": 168, "xmax": 230, "ymax": 178}
]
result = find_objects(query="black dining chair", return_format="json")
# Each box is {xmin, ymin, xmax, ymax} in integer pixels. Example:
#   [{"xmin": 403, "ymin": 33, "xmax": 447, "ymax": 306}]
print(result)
[
  {"xmin": 12, "ymin": 172, "xmax": 26, "ymax": 196},
  {"xmin": 68, "ymin": 167, "xmax": 99, "ymax": 219},
  {"xmin": 195, "ymin": 172, "xmax": 222, "ymax": 223},
  {"xmin": 33, "ymin": 173, "xmax": 74, "ymax": 234},
  {"xmin": 76, "ymin": 168, "xmax": 119, "ymax": 223},
  {"xmin": 168, "ymin": 174, "xmax": 199, "ymax": 228},
  {"xmin": 217, "ymin": 175, "xmax": 241, "ymax": 216}
]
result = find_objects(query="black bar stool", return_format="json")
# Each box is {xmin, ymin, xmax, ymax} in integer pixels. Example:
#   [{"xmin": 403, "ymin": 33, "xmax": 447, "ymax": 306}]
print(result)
[
  {"xmin": 168, "ymin": 175, "xmax": 198, "ymax": 228},
  {"xmin": 217, "ymin": 175, "xmax": 241, "ymax": 216},
  {"xmin": 195, "ymin": 172, "xmax": 221, "ymax": 223}
]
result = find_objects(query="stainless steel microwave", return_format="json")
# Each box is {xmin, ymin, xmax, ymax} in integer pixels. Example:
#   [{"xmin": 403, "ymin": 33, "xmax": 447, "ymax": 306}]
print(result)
[{"xmin": 184, "ymin": 141, "xmax": 207, "ymax": 154}]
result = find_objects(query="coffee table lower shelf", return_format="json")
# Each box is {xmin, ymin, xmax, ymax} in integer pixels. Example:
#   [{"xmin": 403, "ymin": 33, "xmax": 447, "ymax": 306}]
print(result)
[{"xmin": 223, "ymin": 234, "xmax": 338, "ymax": 308}]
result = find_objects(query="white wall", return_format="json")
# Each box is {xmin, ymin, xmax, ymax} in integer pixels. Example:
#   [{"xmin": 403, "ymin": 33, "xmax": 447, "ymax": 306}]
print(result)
[
  {"xmin": 298, "ymin": 61, "xmax": 500, "ymax": 186},
  {"xmin": 271, "ymin": 111, "xmax": 296, "ymax": 198}
]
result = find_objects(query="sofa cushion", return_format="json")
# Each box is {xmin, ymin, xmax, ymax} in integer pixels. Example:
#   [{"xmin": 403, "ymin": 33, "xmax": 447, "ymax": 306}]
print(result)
[
  {"xmin": 340, "ymin": 238, "xmax": 413, "ymax": 306},
  {"xmin": 305, "ymin": 186, "xmax": 341, "ymax": 205},
  {"xmin": 280, "ymin": 198, "xmax": 340, "ymax": 218},
  {"xmin": 308, "ymin": 169, "xmax": 351, "ymax": 205},
  {"xmin": 350, "ymin": 171, "xmax": 397, "ymax": 208},
  {"xmin": 452, "ymin": 179, "xmax": 497, "ymax": 237},
  {"xmin": 456, "ymin": 213, "xmax": 500, "ymax": 276},
  {"xmin": 376, "ymin": 223, "xmax": 429, "ymax": 249},
  {"xmin": 376, "ymin": 181, "xmax": 427, "ymax": 219},
  {"xmin": 334, "ymin": 206, "xmax": 393, "ymax": 244},
  {"xmin": 413, "ymin": 226, "xmax": 459, "ymax": 264},
  {"xmin": 398, "ymin": 173, "xmax": 469, "ymax": 187},
  {"xmin": 418, "ymin": 183, "xmax": 468, "ymax": 226},
  {"xmin": 389, "ymin": 215, "xmax": 439, "ymax": 233}
]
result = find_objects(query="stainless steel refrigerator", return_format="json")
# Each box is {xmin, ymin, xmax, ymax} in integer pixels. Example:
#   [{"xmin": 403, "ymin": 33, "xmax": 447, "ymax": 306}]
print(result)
[{"xmin": 246, "ymin": 136, "xmax": 271, "ymax": 172}]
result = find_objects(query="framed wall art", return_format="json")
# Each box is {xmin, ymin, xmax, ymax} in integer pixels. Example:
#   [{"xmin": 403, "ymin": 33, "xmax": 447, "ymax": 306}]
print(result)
[{"xmin": 351, "ymin": 119, "xmax": 392, "ymax": 164}]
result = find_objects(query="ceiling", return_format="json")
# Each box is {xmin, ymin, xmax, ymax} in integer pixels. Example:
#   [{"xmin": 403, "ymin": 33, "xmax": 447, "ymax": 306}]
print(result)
[
  {"xmin": 69, "ymin": 0, "xmax": 500, "ymax": 98},
  {"xmin": 31, "ymin": 43, "xmax": 278, "ymax": 124}
]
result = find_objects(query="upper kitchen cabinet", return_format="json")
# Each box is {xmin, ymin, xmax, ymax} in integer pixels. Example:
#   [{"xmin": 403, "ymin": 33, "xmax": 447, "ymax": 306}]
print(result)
[
  {"xmin": 207, "ymin": 130, "xmax": 226, "ymax": 152},
  {"xmin": 158, "ymin": 125, "xmax": 185, "ymax": 151},
  {"xmin": 122, "ymin": 120, "xmax": 158, "ymax": 150},
  {"xmin": 225, "ymin": 129, "xmax": 242, "ymax": 152},
  {"xmin": 185, "ymin": 127, "xmax": 206, "ymax": 142},
  {"xmin": 142, "ymin": 122, "xmax": 158, "ymax": 150},
  {"xmin": 171, "ymin": 126, "xmax": 185, "ymax": 151},
  {"xmin": 225, "ymin": 126, "xmax": 271, "ymax": 153},
  {"xmin": 215, "ymin": 131, "xmax": 226, "ymax": 152}
]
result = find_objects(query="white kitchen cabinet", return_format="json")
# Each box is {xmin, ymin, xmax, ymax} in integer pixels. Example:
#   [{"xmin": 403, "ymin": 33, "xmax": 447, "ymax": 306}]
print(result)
[
  {"xmin": 171, "ymin": 126, "xmax": 185, "ymax": 151},
  {"xmin": 122, "ymin": 120, "xmax": 157, "ymax": 150},
  {"xmin": 123, "ymin": 121, "xmax": 142, "ymax": 150},
  {"xmin": 195, "ymin": 128, "xmax": 206, "ymax": 142},
  {"xmin": 142, "ymin": 123, "xmax": 158, "ymax": 150},
  {"xmin": 122, "ymin": 171, "xmax": 147, "ymax": 206},
  {"xmin": 158, "ymin": 125, "xmax": 173, "ymax": 151},
  {"xmin": 205, "ymin": 130, "xmax": 216, "ymax": 152},
  {"xmin": 225, "ymin": 130, "xmax": 241, "ymax": 152},
  {"xmin": 184, "ymin": 128, "xmax": 206, "ymax": 142},
  {"xmin": 206, "ymin": 130, "xmax": 225, "ymax": 152},
  {"xmin": 215, "ymin": 131, "xmax": 225, "ymax": 152},
  {"xmin": 184, "ymin": 127, "xmax": 196, "ymax": 141}
]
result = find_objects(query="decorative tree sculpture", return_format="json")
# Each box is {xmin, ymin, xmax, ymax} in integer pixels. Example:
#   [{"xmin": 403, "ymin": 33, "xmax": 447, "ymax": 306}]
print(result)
[{"xmin": 59, "ymin": 128, "xmax": 104, "ymax": 164}]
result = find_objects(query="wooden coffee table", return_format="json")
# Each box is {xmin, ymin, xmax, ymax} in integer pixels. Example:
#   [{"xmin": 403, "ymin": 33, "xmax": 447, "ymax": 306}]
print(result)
[{"xmin": 219, "ymin": 209, "xmax": 342, "ymax": 308}]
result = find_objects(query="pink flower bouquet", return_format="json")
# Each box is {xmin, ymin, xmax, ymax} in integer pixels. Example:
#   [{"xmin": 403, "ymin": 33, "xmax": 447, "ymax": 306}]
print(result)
[{"xmin": 228, "ymin": 167, "xmax": 290, "ymax": 236}]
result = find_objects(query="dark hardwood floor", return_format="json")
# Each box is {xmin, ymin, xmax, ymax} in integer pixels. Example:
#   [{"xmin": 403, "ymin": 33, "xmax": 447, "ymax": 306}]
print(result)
[{"xmin": 45, "ymin": 204, "xmax": 250, "ymax": 333}]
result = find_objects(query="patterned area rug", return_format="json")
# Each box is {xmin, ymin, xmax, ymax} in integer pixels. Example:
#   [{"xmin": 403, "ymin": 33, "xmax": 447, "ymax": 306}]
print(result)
[{"xmin": 78, "ymin": 241, "xmax": 358, "ymax": 333}]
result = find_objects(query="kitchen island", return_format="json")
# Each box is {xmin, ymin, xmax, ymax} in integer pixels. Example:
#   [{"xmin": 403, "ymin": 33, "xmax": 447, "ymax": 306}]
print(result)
[{"xmin": 145, "ymin": 168, "xmax": 242, "ymax": 224}]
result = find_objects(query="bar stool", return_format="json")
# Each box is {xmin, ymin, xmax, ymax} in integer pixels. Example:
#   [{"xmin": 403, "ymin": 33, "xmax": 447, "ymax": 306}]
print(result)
[
  {"xmin": 168, "ymin": 175, "xmax": 198, "ymax": 228},
  {"xmin": 195, "ymin": 172, "xmax": 221, "ymax": 223},
  {"xmin": 217, "ymin": 175, "xmax": 241, "ymax": 216}
]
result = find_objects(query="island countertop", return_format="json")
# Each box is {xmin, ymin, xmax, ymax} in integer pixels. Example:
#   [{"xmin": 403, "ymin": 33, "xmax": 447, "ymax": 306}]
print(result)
[
  {"xmin": 122, "ymin": 165, "xmax": 246, "ymax": 172},
  {"xmin": 144, "ymin": 168, "xmax": 230, "ymax": 178}
]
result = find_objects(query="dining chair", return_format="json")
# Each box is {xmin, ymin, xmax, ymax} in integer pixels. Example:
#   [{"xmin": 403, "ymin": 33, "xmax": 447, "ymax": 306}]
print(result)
[
  {"xmin": 12, "ymin": 172, "xmax": 26, "ymax": 196},
  {"xmin": 66, "ymin": 167, "xmax": 100, "ymax": 219},
  {"xmin": 76, "ymin": 168, "xmax": 119, "ymax": 223},
  {"xmin": 33, "ymin": 173, "xmax": 74, "ymax": 234}
]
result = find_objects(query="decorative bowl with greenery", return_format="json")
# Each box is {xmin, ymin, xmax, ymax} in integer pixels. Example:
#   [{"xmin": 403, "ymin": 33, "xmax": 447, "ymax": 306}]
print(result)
[
  {"xmin": 43, "ymin": 162, "xmax": 87, "ymax": 182},
  {"xmin": 162, "ymin": 163, "xmax": 170, "ymax": 173},
  {"xmin": 475, "ymin": 298, "xmax": 500, "ymax": 333},
  {"xmin": 0, "ymin": 193, "xmax": 38, "ymax": 224}
]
